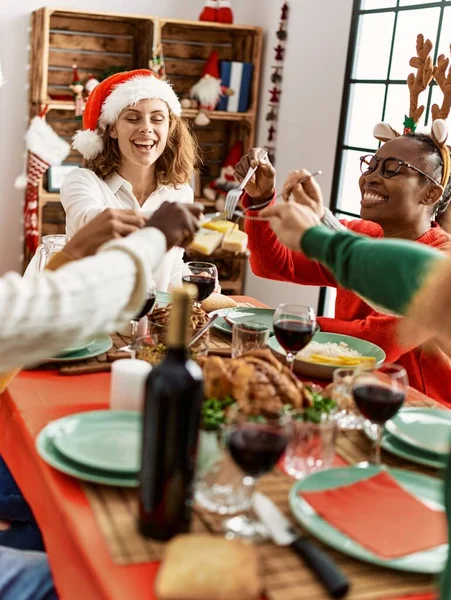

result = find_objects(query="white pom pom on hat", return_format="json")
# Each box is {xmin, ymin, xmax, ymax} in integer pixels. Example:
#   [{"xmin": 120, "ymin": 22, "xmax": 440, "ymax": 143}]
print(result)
[{"xmin": 73, "ymin": 129, "xmax": 105, "ymax": 160}]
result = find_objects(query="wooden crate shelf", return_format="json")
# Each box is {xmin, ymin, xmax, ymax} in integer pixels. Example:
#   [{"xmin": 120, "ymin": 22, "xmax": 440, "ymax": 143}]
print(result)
[{"xmin": 26, "ymin": 7, "xmax": 263, "ymax": 295}]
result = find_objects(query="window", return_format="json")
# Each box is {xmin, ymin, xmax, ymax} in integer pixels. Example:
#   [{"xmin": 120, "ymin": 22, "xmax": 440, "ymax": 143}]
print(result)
[{"xmin": 331, "ymin": 0, "xmax": 450, "ymax": 219}]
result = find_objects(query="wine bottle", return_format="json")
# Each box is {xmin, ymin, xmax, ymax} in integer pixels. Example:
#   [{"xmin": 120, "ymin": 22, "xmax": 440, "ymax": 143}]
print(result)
[{"xmin": 138, "ymin": 286, "xmax": 204, "ymax": 540}]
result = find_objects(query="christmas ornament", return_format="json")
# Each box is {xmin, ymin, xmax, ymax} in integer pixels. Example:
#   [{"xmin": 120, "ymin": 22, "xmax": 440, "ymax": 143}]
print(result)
[
  {"xmin": 271, "ymin": 69, "xmax": 282, "ymax": 84},
  {"xmin": 15, "ymin": 106, "xmax": 70, "ymax": 253},
  {"xmin": 267, "ymin": 125, "xmax": 276, "ymax": 143},
  {"xmin": 199, "ymin": 0, "xmax": 233, "ymax": 23},
  {"xmin": 274, "ymin": 44, "xmax": 285, "ymax": 62},
  {"xmin": 203, "ymin": 141, "xmax": 242, "ymax": 207},
  {"xmin": 281, "ymin": 2, "xmax": 288, "ymax": 20},
  {"xmin": 264, "ymin": 2, "xmax": 289, "ymax": 166},
  {"xmin": 189, "ymin": 51, "xmax": 233, "ymax": 126},
  {"xmin": 269, "ymin": 87, "xmax": 281, "ymax": 104},
  {"xmin": 70, "ymin": 64, "xmax": 85, "ymax": 118},
  {"xmin": 84, "ymin": 73, "xmax": 100, "ymax": 96}
]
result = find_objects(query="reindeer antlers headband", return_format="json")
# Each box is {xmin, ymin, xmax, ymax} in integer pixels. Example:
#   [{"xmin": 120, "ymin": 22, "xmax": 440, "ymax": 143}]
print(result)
[{"xmin": 373, "ymin": 34, "xmax": 451, "ymax": 190}]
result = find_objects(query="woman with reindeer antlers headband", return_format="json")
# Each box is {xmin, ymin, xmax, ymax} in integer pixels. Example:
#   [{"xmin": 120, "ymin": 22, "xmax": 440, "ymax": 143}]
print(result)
[{"xmin": 235, "ymin": 34, "xmax": 451, "ymax": 405}]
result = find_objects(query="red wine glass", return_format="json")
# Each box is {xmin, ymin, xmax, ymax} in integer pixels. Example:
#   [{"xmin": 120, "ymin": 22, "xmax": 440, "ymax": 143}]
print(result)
[
  {"xmin": 273, "ymin": 303, "xmax": 316, "ymax": 372},
  {"xmin": 223, "ymin": 411, "xmax": 293, "ymax": 541},
  {"xmin": 352, "ymin": 363, "xmax": 408, "ymax": 465},
  {"xmin": 182, "ymin": 262, "xmax": 218, "ymax": 309},
  {"xmin": 120, "ymin": 281, "xmax": 157, "ymax": 353}
]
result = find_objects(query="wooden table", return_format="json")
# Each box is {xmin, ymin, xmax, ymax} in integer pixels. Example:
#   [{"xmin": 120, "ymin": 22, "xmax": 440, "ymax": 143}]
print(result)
[{"xmin": 0, "ymin": 296, "xmax": 443, "ymax": 600}]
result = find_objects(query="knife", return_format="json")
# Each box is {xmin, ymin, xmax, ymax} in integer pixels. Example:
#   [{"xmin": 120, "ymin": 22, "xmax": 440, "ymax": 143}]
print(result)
[{"xmin": 253, "ymin": 491, "xmax": 350, "ymax": 599}]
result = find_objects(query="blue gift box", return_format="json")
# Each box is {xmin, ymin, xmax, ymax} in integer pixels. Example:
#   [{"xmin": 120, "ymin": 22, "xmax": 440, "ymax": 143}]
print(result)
[{"xmin": 217, "ymin": 61, "xmax": 253, "ymax": 112}]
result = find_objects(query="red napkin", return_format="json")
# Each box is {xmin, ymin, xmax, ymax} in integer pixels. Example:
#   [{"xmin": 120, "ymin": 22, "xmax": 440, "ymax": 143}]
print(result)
[{"xmin": 300, "ymin": 471, "xmax": 447, "ymax": 559}]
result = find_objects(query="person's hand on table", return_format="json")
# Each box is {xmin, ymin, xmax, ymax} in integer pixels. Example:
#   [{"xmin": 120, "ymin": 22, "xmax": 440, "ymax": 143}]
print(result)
[
  {"xmin": 147, "ymin": 202, "xmax": 203, "ymax": 249},
  {"xmin": 64, "ymin": 209, "xmax": 147, "ymax": 259},
  {"xmin": 282, "ymin": 169, "xmax": 325, "ymax": 218},
  {"xmin": 234, "ymin": 147, "xmax": 275, "ymax": 206},
  {"xmin": 260, "ymin": 203, "xmax": 321, "ymax": 250}
]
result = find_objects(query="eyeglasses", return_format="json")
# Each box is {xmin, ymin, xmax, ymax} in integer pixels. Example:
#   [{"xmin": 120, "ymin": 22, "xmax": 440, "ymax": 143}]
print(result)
[{"xmin": 359, "ymin": 154, "xmax": 440, "ymax": 186}]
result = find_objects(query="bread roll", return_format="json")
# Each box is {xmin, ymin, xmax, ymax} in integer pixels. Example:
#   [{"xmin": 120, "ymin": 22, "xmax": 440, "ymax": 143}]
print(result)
[
  {"xmin": 155, "ymin": 534, "xmax": 261, "ymax": 600},
  {"xmin": 201, "ymin": 293, "xmax": 238, "ymax": 313}
]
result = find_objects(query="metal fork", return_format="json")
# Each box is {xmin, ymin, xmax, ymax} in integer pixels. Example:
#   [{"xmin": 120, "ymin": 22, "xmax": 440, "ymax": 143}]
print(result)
[
  {"xmin": 224, "ymin": 152, "xmax": 268, "ymax": 219},
  {"xmin": 204, "ymin": 169, "xmax": 323, "ymax": 224}
]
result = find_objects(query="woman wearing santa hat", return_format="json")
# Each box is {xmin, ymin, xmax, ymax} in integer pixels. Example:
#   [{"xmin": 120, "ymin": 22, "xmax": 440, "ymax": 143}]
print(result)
[{"xmin": 61, "ymin": 69, "xmax": 200, "ymax": 292}]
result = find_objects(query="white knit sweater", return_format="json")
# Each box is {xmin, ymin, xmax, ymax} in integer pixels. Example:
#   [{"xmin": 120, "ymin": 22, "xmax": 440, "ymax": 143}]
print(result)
[{"xmin": 0, "ymin": 227, "xmax": 166, "ymax": 371}]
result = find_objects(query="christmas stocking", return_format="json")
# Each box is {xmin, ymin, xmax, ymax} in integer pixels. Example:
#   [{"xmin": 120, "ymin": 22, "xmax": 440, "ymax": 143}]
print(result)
[
  {"xmin": 199, "ymin": 0, "xmax": 218, "ymax": 22},
  {"xmin": 218, "ymin": 0, "xmax": 233, "ymax": 23},
  {"xmin": 16, "ymin": 113, "xmax": 70, "ymax": 253}
]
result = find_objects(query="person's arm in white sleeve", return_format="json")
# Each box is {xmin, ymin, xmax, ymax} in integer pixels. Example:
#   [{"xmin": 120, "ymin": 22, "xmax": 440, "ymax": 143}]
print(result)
[
  {"xmin": 60, "ymin": 168, "xmax": 109, "ymax": 236},
  {"xmin": 0, "ymin": 227, "xmax": 165, "ymax": 371},
  {"xmin": 0, "ymin": 202, "xmax": 201, "ymax": 371}
]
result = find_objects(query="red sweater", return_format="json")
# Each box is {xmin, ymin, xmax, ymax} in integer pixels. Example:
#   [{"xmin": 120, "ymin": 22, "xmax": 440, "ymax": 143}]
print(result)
[{"xmin": 245, "ymin": 209, "xmax": 451, "ymax": 405}]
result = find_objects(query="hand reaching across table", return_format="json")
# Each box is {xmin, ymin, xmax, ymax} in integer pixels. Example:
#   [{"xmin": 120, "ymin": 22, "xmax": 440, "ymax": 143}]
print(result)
[{"xmin": 260, "ymin": 203, "xmax": 321, "ymax": 250}]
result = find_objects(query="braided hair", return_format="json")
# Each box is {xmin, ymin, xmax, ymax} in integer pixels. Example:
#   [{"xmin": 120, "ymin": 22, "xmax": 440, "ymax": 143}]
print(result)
[{"xmin": 406, "ymin": 133, "xmax": 451, "ymax": 226}]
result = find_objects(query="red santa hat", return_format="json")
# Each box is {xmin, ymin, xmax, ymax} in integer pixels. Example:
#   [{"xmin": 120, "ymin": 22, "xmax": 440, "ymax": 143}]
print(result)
[
  {"xmin": 73, "ymin": 69, "xmax": 182, "ymax": 160},
  {"xmin": 202, "ymin": 51, "xmax": 220, "ymax": 79}
]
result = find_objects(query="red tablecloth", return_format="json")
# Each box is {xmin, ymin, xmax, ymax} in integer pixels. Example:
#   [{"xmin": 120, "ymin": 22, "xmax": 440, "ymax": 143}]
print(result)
[{"xmin": 0, "ymin": 294, "xmax": 439, "ymax": 600}]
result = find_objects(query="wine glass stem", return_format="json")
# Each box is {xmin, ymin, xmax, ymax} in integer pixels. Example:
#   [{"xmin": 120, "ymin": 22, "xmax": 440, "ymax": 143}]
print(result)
[
  {"xmin": 374, "ymin": 424, "xmax": 383, "ymax": 465},
  {"xmin": 242, "ymin": 475, "xmax": 257, "ymax": 517},
  {"xmin": 130, "ymin": 319, "xmax": 139, "ymax": 346},
  {"xmin": 286, "ymin": 353, "xmax": 295, "ymax": 372}
]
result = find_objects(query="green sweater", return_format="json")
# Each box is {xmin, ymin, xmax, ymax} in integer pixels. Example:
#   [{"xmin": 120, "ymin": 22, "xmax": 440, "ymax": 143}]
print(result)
[
  {"xmin": 301, "ymin": 225, "xmax": 449, "ymax": 599},
  {"xmin": 301, "ymin": 225, "xmax": 444, "ymax": 316}
]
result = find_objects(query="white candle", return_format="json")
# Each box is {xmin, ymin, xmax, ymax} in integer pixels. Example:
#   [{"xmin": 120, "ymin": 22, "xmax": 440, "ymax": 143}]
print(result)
[{"xmin": 110, "ymin": 359, "xmax": 152, "ymax": 411}]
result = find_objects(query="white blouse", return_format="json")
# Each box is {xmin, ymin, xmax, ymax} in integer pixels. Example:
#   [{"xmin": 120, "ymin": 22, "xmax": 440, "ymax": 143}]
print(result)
[{"xmin": 60, "ymin": 168, "xmax": 194, "ymax": 292}]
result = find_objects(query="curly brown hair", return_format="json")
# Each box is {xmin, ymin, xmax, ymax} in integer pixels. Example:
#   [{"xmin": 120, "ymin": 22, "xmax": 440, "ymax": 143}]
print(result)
[{"xmin": 84, "ymin": 113, "xmax": 201, "ymax": 187}]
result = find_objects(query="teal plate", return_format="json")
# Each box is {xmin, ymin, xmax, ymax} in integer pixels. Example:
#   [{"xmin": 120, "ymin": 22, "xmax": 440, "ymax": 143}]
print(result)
[
  {"xmin": 269, "ymin": 332, "xmax": 385, "ymax": 380},
  {"xmin": 48, "ymin": 335, "xmax": 113, "ymax": 362},
  {"xmin": 364, "ymin": 421, "xmax": 447, "ymax": 470},
  {"xmin": 209, "ymin": 307, "xmax": 276, "ymax": 335},
  {"xmin": 58, "ymin": 339, "xmax": 96, "ymax": 355},
  {"xmin": 386, "ymin": 408, "xmax": 451, "ymax": 457},
  {"xmin": 36, "ymin": 418, "xmax": 138, "ymax": 487},
  {"xmin": 289, "ymin": 465, "xmax": 446, "ymax": 573},
  {"xmin": 52, "ymin": 410, "xmax": 142, "ymax": 474}
]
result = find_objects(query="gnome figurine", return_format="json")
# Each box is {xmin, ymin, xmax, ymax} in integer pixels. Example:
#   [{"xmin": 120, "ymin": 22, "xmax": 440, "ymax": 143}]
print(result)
[
  {"xmin": 70, "ymin": 64, "xmax": 85, "ymax": 118},
  {"xmin": 190, "ymin": 51, "xmax": 233, "ymax": 125},
  {"xmin": 203, "ymin": 141, "xmax": 242, "ymax": 210}
]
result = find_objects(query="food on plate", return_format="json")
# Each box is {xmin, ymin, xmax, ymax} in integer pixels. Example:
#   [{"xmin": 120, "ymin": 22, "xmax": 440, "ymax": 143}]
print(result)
[
  {"xmin": 188, "ymin": 221, "xmax": 249, "ymax": 256},
  {"xmin": 221, "ymin": 229, "xmax": 248, "ymax": 254},
  {"xmin": 297, "ymin": 341, "xmax": 376, "ymax": 366},
  {"xmin": 136, "ymin": 340, "xmax": 208, "ymax": 366},
  {"xmin": 155, "ymin": 534, "xmax": 261, "ymax": 600},
  {"xmin": 188, "ymin": 230, "xmax": 223, "ymax": 256},
  {"xmin": 201, "ymin": 219, "xmax": 236, "ymax": 234},
  {"xmin": 201, "ymin": 292, "xmax": 237, "ymax": 313},
  {"xmin": 150, "ymin": 304, "xmax": 209, "ymax": 333},
  {"xmin": 199, "ymin": 350, "xmax": 336, "ymax": 428}
]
